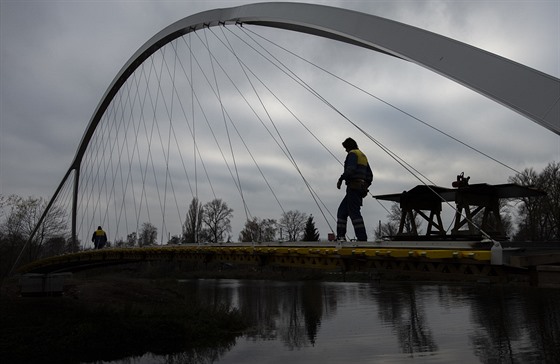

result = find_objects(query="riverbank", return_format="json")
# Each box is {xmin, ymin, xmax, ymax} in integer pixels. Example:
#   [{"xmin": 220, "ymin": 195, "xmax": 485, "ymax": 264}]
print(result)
[{"xmin": 0, "ymin": 267, "xmax": 248, "ymax": 363}]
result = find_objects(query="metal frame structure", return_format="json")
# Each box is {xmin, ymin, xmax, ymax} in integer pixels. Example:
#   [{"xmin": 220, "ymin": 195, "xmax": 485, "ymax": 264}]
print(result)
[
  {"xmin": 375, "ymin": 182, "xmax": 546, "ymax": 240},
  {"xmin": 30, "ymin": 2, "xmax": 560, "ymax": 247}
]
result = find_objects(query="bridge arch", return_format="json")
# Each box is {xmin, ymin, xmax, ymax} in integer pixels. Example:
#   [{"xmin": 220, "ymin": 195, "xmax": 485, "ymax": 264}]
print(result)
[
  {"xmin": 76, "ymin": 2, "xmax": 558, "ymax": 174},
  {"xmin": 36, "ymin": 2, "xmax": 559, "ymax": 245}
]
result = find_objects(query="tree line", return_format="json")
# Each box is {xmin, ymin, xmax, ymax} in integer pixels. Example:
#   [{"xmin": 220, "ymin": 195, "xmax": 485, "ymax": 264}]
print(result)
[
  {"xmin": 111, "ymin": 198, "xmax": 321, "ymax": 247},
  {"xmin": 182, "ymin": 197, "xmax": 320, "ymax": 244}
]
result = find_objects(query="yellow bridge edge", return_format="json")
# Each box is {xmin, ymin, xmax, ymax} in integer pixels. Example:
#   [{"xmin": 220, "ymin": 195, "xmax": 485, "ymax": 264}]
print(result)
[{"xmin": 18, "ymin": 245, "xmax": 492, "ymax": 273}]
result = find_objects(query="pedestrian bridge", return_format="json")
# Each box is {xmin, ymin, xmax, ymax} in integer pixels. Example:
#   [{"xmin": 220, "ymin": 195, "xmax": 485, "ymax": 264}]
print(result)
[
  {"xmin": 27, "ymin": 2, "xmax": 559, "ymax": 255},
  {"xmin": 19, "ymin": 3, "xmax": 558, "ymax": 292}
]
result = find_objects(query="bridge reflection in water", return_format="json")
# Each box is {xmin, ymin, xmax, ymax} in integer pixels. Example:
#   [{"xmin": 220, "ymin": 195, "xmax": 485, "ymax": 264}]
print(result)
[{"xmin": 104, "ymin": 279, "xmax": 560, "ymax": 363}]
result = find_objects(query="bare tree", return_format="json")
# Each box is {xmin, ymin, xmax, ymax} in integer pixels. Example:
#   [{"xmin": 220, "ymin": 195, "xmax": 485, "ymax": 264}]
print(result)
[
  {"xmin": 509, "ymin": 162, "xmax": 560, "ymax": 241},
  {"xmin": 541, "ymin": 162, "xmax": 560, "ymax": 240},
  {"xmin": 0, "ymin": 195, "xmax": 69, "ymax": 276},
  {"xmin": 239, "ymin": 217, "xmax": 277, "ymax": 242},
  {"xmin": 1, "ymin": 195, "xmax": 68, "ymax": 261},
  {"xmin": 279, "ymin": 210, "xmax": 307, "ymax": 241},
  {"xmin": 202, "ymin": 199, "xmax": 233, "ymax": 244},
  {"xmin": 139, "ymin": 222, "xmax": 158, "ymax": 246},
  {"xmin": 183, "ymin": 197, "xmax": 203, "ymax": 244},
  {"xmin": 3, "ymin": 196, "xmax": 67, "ymax": 243}
]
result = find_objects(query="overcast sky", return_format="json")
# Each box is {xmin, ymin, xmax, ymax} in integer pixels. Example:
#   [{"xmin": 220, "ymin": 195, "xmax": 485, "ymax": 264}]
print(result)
[{"xmin": 1, "ymin": 0, "xmax": 559, "ymax": 242}]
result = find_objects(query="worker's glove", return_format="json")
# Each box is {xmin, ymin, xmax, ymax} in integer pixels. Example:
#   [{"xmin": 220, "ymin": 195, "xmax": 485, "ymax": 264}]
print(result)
[{"xmin": 337, "ymin": 178, "xmax": 342, "ymax": 190}]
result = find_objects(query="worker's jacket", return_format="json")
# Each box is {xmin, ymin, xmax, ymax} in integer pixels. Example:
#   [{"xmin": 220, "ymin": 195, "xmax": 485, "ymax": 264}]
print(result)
[
  {"xmin": 92, "ymin": 229, "xmax": 107, "ymax": 243},
  {"xmin": 340, "ymin": 149, "xmax": 373, "ymax": 189}
]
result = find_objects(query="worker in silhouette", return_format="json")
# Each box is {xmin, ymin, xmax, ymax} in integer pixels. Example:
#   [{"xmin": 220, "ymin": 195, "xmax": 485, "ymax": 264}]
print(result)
[
  {"xmin": 92, "ymin": 226, "xmax": 107, "ymax": 249},
  {"xmin": 336, "ymin": 138, "xmax": 373, "ymax": 241}
]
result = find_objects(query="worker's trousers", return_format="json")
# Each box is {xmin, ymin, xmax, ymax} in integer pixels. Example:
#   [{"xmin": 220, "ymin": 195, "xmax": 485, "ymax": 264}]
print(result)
[{"xmin": 336, "ymin": 188, "xmax": 367, "ymax": 241}]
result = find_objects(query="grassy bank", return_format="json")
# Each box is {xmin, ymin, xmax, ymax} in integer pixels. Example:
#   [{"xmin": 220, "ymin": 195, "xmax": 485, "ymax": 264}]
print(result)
[{"xmin": 0, "ymin": 271, "xmax": 247, "ymax": 363}]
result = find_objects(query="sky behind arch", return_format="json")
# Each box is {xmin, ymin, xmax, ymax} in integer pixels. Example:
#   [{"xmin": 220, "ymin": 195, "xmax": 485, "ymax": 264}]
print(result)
[{"xmin": 1, "ymin": 0, "xmax": 558, "ymax": 240}]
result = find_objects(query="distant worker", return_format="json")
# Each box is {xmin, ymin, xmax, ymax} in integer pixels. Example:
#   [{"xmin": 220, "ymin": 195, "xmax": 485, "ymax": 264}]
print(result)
[
  {"xmin": 336, "ymin": 138, "xmax": 373, "ymax": 241},
  {"xmin": 92, "ymin": 226, "xmax": 107, "ymax": 249}
]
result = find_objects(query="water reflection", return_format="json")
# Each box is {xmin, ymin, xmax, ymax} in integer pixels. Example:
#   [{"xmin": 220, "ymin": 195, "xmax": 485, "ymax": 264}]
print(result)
[
  {"xmin": 468, "ymin": 286, "xmax": 560, "ymax": 363},
  {"xmin": 373, "ymin": 284, "xmax": 438, "ymax": 354},
  {"xmin": 301, "ymin": 282, "xmax": 323, "ymax": 345},
  {"xmin": 107, "ymin": 280, "xmax": 560, "ymax": 363}
]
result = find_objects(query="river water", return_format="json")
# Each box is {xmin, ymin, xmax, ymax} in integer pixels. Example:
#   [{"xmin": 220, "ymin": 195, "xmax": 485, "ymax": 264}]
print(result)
[{"xmin": 105, "ymin": 279, "xmax": 560, "ymax": 364}]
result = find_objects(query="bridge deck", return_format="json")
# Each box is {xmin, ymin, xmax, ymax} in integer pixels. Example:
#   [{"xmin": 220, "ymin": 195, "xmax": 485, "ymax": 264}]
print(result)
[{"xmin": 16, "ymin": 241, "xmax": 560, "ymax": 287}]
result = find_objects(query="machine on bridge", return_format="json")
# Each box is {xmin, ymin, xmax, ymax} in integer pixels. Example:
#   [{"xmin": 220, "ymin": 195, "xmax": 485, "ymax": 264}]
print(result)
[{"xmin": 374, "ymin": 174, "xmax": 545, "ymax": 241}]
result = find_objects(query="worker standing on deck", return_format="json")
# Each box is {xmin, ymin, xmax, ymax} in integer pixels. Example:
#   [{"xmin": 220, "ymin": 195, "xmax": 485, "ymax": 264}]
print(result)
[
  {"xmin": 336, "ymin": 138, "xmax": 373, "ymax": 241},
  {"xmin": 92, "ymin": 226, "xmax": 107, "ymax": 249}
]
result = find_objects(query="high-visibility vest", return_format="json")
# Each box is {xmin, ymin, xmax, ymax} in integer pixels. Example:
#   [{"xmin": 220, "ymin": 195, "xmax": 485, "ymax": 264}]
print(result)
[
  {"xmin": 350, "ymin": 149, "xmax": 368, "ymax": 167},
  {"xmin": 348, "ymin": 149, "xmax": 371, "ymax": 182}
]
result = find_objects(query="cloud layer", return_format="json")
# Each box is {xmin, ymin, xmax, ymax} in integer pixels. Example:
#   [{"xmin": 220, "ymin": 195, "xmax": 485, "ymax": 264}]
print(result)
[{"xmin": 1, "ymin": 0, "xmax": 558, "ymax": 242}]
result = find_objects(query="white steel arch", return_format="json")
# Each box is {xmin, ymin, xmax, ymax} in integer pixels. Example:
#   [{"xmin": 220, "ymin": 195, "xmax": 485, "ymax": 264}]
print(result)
[{"xmin": 76, "ymin": 2, "xmax": 559, "ymax": 174}]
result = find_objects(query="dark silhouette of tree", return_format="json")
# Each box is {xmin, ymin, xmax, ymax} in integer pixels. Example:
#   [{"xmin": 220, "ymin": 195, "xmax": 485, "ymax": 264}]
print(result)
[
  {"xmin": 183, "ymin": 197, "xmax": 203, "ymax": 244},
  {"xmin": 0, "ymin": 194, "xmax": 68, "ymax": 275},
  {"xmin": 202, "ymin": 199, "xmax": 233, "ymax": 244},
  {"xmin": 239, "ymin": 217, "xmax": 277, "ymax": 242},
  {"xmin": 139, "ymin": 222, "xmax": 157, "ymax": 246},
  {"xmin": 301, "ymin": 282, "xmax": 323, "ymax": 345},
  {"xmin": 509, "ymin": 162, "xmax": 560, "ymax": 241},
  {"xmin": 302, "ymin": 215, "xmax": 320, "ymax": 241},
  {"xmin": 279, "ymin": 210, "xmax": 307, "ymax": 241}
]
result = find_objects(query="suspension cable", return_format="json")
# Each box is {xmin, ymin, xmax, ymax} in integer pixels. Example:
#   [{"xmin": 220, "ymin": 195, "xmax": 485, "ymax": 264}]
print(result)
[
  {"xmin": 181, "ymin": 33, "xmax": 254, "ymax": 217},
  {"xmin": 236, "ymin": 25, "xmax": 494, "ymax": 239},
  {"xmin": 241, "ymin": 26, "xmax": 522, "ymax": 177},
  {"xmin": 210, "ymin": 26, "xmax": 337, "ymax": 231},
  {"xmin": 203, "ymin": 30, "xmax": 250, "ymax": 221}
]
